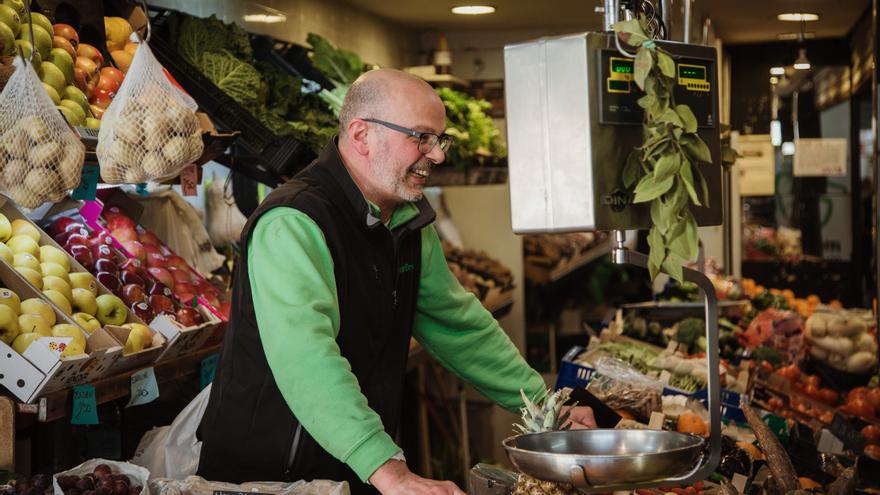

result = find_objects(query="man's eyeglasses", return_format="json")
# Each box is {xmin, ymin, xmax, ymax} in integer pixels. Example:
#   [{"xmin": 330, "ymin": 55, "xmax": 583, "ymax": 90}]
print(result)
[{"xmin": 362, "ymin": 118, "xmax": 453, "ymax": 154}]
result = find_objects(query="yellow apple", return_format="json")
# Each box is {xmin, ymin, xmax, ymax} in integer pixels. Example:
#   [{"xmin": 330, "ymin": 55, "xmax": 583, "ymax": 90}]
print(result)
[
  {"xmin": 13, "ymin": 252, "xmax": 41, "ymax": 271},
  {"xmin": 0, "ymin": 304, "xmax": 20, "ymax": 344},
  {"xmin": 51, "ymin": 323, "xmax": 85, "ymax": 348},
  {"xmin": 39, "ymin": 245, "xmax": 69, "ymax": 271},
  {"xmin": 123, "ymin": 327, "xmax": 146, "ymax": 355},
  {"xmin": 15, "ymin": 266, "xmax": 42, "ymax": 289},
  {"xmin": 0, "ymin": 243, "xmax": 12, "ymax": 264},
  {"xmin": 18, "ymin": 313, "xmax": 50, "ymax": 336},
  {"xmin": 40, "ymin": 262, "xmax": 69, "ymax": 282},
  {"xmin": 0, "ymin": 213, "xmax": 11, "ymax": 242},
  {"xmin": 42, "ymin": 276, "xmax": 72, "ymax": 301},
  {"xmin": 69, "ymin": 272, "xmax": 97, "ymax": 296},
  {"xmin": 20, "ymin": 298, "xmax": 55, "ymax": 326},
  {"xmin": 43, "ymin": 289, "xmax": 71, "ymax": 315},
  {"xmin": 10, "ymin": 219, "xmax": 40, "ymax": 243},
  {"xmin": 60, "ymin": 339, "xmax": 85, "ymax": 357},
  {"xmin": 71, "ymin": 288, "xmax": 97, "ymax": 315},
  {"xmin": 122, "ymin": 322, "xmax": 153, "ymax": 345},
  {"xmin": 11, "ymin": 332, "xmax": 41, "ymax": 354},
  {"xmin": 7, "ymin": 235, "xmax": 39, "ymax": 257},
  {"xmin": 0, "ymin": 288, "xmax": 21, "ymax": 314},
  {"xmin": 72, "ymin": 312, "xmax": 100, "ymax": 334}
]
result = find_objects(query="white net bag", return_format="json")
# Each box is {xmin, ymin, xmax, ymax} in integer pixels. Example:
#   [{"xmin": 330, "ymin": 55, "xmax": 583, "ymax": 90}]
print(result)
[
  {"xmin": 97, "ymin": 41, "xmax": 203, "ymax": 184},
  {"xmin": 0, "ymin": 56, "xmax": 85, "ymax": 209}
]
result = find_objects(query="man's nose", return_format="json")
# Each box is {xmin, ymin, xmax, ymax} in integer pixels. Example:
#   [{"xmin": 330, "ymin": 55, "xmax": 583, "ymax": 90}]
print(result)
[{"xmin": 425, "ymin": 144, "xmax": 446, "ymax": 165}]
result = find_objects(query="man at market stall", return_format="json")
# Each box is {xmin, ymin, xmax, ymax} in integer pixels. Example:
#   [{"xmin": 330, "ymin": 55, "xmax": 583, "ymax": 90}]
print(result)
[{"xmin": 197, "ymin": 68, "xmax": 597, "ymax": 495}]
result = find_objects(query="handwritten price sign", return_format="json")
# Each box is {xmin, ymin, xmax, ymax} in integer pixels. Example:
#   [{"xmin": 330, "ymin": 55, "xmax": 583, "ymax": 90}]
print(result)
[
  {"xmin": 71, "ymin": 384, "xmax": 99, "ymax": 425},
  {"xmin": 71, "ymin": 165, "xmax": 100, "ymax": 201},
  {"xmin": 127, "ymin": 367, "xmax": 159, "ymax": 407}
]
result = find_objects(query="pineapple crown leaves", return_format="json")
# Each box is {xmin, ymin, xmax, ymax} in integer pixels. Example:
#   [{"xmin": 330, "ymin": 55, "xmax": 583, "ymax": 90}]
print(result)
[
  {"xmin": 612, "ymin": 16, "xmax": 715, "ymax": 283},
  {"xmin": 514, "ymin": 388, "xmax": 575, "ymax": 435}
]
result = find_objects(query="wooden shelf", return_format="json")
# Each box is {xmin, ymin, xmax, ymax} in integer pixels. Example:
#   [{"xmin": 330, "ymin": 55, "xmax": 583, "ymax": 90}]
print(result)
[{"xmin": 525, "ymin": 240, "xmax": 612, "ymax": 285}]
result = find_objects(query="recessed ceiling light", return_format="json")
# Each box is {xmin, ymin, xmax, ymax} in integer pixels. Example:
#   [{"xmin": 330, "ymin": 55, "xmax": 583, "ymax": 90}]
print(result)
[
  {"xmin": 778, "ymin": 32, "xmax": 815, "ymax": 40},
  {"xmin": 770, "ymin": 66, "xmax": 785, "ymax": 75},
  {"xmin": 243, "ymin": 13, "xmax": 286, "ymax": 23},
  {"xmin": 777, "ymin": 12, "xmax": 819, "ymax": 21},
  {"xmin": 793, "ymin": 47, "xmax": 811, "ymax": 70},
  {"xmin": 451, "ymin": 5, "xmax": 496, "ymax": 15}
]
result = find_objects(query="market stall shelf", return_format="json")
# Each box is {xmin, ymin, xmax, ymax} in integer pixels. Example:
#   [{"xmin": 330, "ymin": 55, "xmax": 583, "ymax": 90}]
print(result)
[{"xmin": 525, "ymin": 239, "xmax": 612, "ymax": 285}]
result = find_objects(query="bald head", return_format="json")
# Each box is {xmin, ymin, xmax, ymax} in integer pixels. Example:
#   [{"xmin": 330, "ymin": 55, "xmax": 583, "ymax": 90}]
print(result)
[{"xmin": 338, "ymin": 69, "xmax": 444, "ymax": 135}]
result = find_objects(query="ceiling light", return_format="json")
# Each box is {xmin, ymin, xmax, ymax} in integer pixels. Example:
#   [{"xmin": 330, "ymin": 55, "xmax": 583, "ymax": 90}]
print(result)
[
  {"xmin": 771, "ymin": 121, "xmax": 782, "ymax": 146},
  {"xmin": 777, "ymin": 12, "xmax": 819, "ymax": 21},
  {"xmin": 770, "ymin": 66, "xmax": 785, "ymax": 75},
  {"xmin": 778, "ymin": 32, "xmax": 815, "ymax": 40},
  {"xmin": 451, "ymin": 5, "xmax": 496, "ymax": 15},
  {"xmin": 243, "ymin": 13, "xmax": 286, "ymax": 23},
  {"xmin": 793, "ymin": 47, "xmax": 811, "ymax": 70},
  {"xmin": 770, "ymin": 76, "xmax": 779, "ymax": 85},
  {"xmin": 782, "ymin": 141, "xmax": 796, "ymax": 156}
]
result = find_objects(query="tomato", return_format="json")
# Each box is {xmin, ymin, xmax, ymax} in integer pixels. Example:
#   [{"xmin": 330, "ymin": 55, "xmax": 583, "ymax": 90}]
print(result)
[
  {"xmin": 862, "ymin": 425, "xmax": 880, "ymax": 444},
  {"xmin": 804, "ymin": 374, "xmax": 821, "ymax": 389},
  {"xmin": 848, "ymin": 387, "xmax": 870, "ymax": 402},
  {"xmin": 867, "ymin": 387, "xmax": 880, "ymax": 410},
  {"xmin": 768, "ymin": 397, "xmax": 784, "ymax": 411},
  {"xmin": 844, "ymin": 397, "xmax": 876, "ymax": 419},
  {"xmin": 865, "ymin": 444, "xmax": 880, "ymax": 461},
  {"xmin": 819, "ymin": 411, "xmax": 835, "ymax": 424},
  {"xmin": 819, "ymin": 388, "xmax": 839, "ymax": 405},
  {"xmin": 804, "ymin": 384, "xmax": 822, "ymax": 401},
  {"xmin": 777, "ymin": 364, "xmax": 801, "ymax": 381}
]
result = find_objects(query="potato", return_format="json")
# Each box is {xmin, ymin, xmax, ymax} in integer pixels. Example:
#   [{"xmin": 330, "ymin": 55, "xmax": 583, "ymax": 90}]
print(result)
[
  {"xmin": 162, "ymin": 136, "xmax": 189, "ymax": 163},
  {"xmin": 142, "ymin": 152, "xmax": 171, "ymax": 177},
  {"xmin": 2, "ymin": 129, "xmax": 30, "ymax": 159},
  {"xmin": 109, "ymin": 139, "xmax": 139, "ymax": 169},
  {"xmin": 24, "ymin": 167, "xmax": 54, "ymax": 196},
  {"xmin": 17, "ymin": 116, "xmax": 50, "ymax": 142},
  {"xmin": 4, "ymin": 159, "xmax": 28, "ymax": 184},
  {"xmin": 58, "ymin": 144, "xmax": 85, "ymax": 189},
  {"xmin": 8, "ymin": 187, "xmax": 41, "ymax": 209},
  {"xmin": 124, "ymin": 168, "xmax": 146, "ymax": 184},
  {"xmin": 27, "ymin": 141, "xmax": 63, "ymax": 167},
  {"xmin": 187, "ymin": 135, "xmax": 204, "ymax": 162},
  {"xmin": 115, "ymin": 113, "xmax": 144, "ymax": 145}
]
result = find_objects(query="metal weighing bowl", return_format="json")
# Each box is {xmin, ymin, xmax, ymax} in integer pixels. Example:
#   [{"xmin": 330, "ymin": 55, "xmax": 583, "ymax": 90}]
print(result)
[{"xmin": 504, "ymin": 429, "xmax": 705, "ymax": 492}]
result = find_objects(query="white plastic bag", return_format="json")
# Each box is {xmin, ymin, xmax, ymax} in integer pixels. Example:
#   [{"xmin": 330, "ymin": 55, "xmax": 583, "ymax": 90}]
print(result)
[
  {"xmin": 131, "ymin": 384, "xmax": 211, "ymax": 479},
  {"xmin": 0, "ymin": 56, "xmax": 85, "ymax": 209},
  {"xmin": 149, "ymin": 476, "xmax": 349, "ymax": 495},
  {"xmin": 53, "ymin": 458, "xmax": 150, "ymax": 495},
  {"xmin": 205, "ymin": 175, "xmax": 247, "ymax": 248},
  {"xmin": 97, "ymin": 42, "xmax": 203, "ymax": 183}
]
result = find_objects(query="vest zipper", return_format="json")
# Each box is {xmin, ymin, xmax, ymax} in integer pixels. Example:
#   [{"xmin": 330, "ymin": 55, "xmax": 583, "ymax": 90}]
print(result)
[{"xmin": 284, "ymin": 423, "xmax": 303, "ymax": 478}]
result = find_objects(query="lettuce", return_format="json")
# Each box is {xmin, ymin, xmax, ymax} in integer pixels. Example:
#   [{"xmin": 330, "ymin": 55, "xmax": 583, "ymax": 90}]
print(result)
[
  {"xmin": 306, "ymin": 33, "xmax": 364, "ymax": 88},
  {"xmin": 199, "ymin": 51, "xmax": 263, "ymax": 108}
]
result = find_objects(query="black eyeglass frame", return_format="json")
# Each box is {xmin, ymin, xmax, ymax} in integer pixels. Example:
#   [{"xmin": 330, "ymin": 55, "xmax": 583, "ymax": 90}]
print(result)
[{"xmin": 362, "ymin": 118, "xmax": 453, "ymax": 154}]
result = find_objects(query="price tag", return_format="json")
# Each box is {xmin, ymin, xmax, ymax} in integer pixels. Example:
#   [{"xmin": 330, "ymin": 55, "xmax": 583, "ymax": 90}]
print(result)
[
  {"xmin": 127, "ymin": 367, "xmax": 159, "ymax": 407},
  {"xmin": 71, "ymin": 164, "xmax": 100, "ymax": 200},
  {"xmin": 71, "ymin": 384, "xmax": 99, "ymax": 425},
  {"xmin": 180, "ymin": 164, "xmax": 199, "ymax": 196},
  {"xmin": 200, "ymin": 353, "xmax": 219, "ymax": 390}
]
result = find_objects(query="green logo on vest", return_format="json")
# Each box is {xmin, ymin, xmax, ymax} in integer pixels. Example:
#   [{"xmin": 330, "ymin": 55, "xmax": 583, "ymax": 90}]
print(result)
[{"xmin": 399, "ymin": 263, "xmax": 414, "ymax": 273}]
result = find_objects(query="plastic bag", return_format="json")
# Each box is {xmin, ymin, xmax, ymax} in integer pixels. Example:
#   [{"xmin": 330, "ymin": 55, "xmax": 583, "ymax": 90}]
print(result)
[
  {"xmin": 586, "ymin": 357, "xmax": 662, "ymax": 421},
  {"xmin": 0, "ymin": 56, "xmax": 85, "ymax": 209},
  {"xmin": 53, "ymin": 458, "xmax": 150, "ymax": 495},
  {"xmin": 97, "ymin": 42, "xmax": 203, "ymax": 183},
  {"xmin": 205, "ymin": 175, "xmax": 247, "ymax": 248},
  {"xmin": 148, "ymin": 476, "xmax": 349, "ymax": 495},
  {"xmin": 131, "ymin": 384, "xmax": 211, "ymax": 479}
]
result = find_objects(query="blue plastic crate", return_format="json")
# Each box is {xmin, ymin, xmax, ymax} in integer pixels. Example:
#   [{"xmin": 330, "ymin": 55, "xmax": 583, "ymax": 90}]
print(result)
[{"xmin": 555, "ymin": 346, "xmax": 597, "ymax": 390}]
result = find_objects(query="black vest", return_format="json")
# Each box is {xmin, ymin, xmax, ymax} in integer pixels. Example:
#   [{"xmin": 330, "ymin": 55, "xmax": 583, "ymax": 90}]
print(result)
[{"xmin": 197, "ymin": 140, "xmax": 435, "ymax": 493}]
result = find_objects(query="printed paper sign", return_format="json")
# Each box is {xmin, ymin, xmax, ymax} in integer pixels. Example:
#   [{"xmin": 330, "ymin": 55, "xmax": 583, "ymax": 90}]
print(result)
[{"xmin": 793, "ymin": 138, "xmax": 847, "ymax": 177}]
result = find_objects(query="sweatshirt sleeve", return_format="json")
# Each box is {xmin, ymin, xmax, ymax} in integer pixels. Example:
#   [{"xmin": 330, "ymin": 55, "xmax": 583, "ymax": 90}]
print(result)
[
  {"xmin": 248, "ymin": 207, "xmax": 400, "ymax": 482},
  {"xmin": 412, "ymin": 225, "xmax": 546, "ymax": 412}
]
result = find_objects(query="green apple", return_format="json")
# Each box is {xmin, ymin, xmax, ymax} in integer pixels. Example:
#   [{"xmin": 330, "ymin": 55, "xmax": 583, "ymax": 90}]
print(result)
[
  {"xmin": 15, "ymin": 266, "xmax": 42, "ymax": 289},
  {"xmin": 20, "ymin": 297, "xmax": 55, "ymax": 326},
  {"xmin": 10, "ymin": 218, "xmax": 40, "ymax": 242},
  {"xmin": 51, "ymin": 323, "xmax": 85, "ymax": 349},
  {"xmin": 58, "ymin": 99, "xmax": 85, "ymax": 123},
  {"xmin": 0, "ymin": 19, "xmax": 13, "ymax": 57},
  {"xmin": 71, "ymin": 288, "xmax": 96, "ymax": 316},
  {"xmin": 11, "ymin": 332, "xmax": 41, "ymax": 354},
  {"xmin": 72, "ymin": 312, "xmax": 100, "ymax": 334},
  {"xmin": 7, "ymin": 234, "xmax": 39, "ymax": 257},
  {"xmin": 28, "ymin": 13, "xmax": 52, "ymax": 42},
  {"xmin": 85, "ymin": 117, "xmax": 101, "ymax": 129},
  {"xmin": 42, "ymin": 276, "xmax": 71, "ymax": 301},
  {"xmin": 40, "ymin": 262, "xmax": 69, "ymax": 282},
  {"xmin": 0, "ymin": 4, "xmax": 21, "ymax": 37},
  {"xmin": 43, "ymin": 289, "xmax": 71, "ymax": 315},
  {"xmin": 0, "ymin": 212, "xmax": 11, "ymax": 242},
  {"xmin": 61, "ymin": 86, "xmax": 89, "ymax": 113},
  {"xmin": 0, "ymin": 243, "xmax": 11, "ymax": 264},
  {"xmin": 0, "ymin": 304, "xmax": 19, "ymax": 344},
  {"xmin": 18, "ymin": 313, "xmax": 50, "ymax": 336},
  {"xmin": 40, "ymin": 61, "xmax": 65, "ymax": 93},
  {"xmin": 56, "ymin": 105, "xmax": 82, "ymax": 126},
  {"xmin": 1, "ymin": 0, "xmax": 25, "ymax": 18},
  {"xmin": 95, "ymin": 294, "xmax": 127, "ymax": 326},
  {"xmin": 40, "ymin": 245, "xmax": 70, "ymax": 270},
  {"xmin": 0, "ymin": 287, "xmax": 20, "ymax": 314},
  {"xmin": 42, "ymin": 83, "xmax": 60, "ymax": 105},
  {"xmin": 13, "ymin": 252, "xmax": 40, "ymax": 271},
  {"xmin": 123, "ymin": 327, "xmax": 146, "ymax": 354},
  {"xmin": 14, "ymin": 39, "xmax": 40, "ymax": 67},
  {"xmin": 69, "ymin": 272, "xmax": 97, "ymax": 296},
  {"xmin": 19, "ymin": 23, "xmax": 51, "ymax": 59}
]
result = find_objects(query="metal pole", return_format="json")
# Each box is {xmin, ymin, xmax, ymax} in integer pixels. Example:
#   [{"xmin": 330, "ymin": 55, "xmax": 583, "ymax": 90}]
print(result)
[
  {"xmin": 683, "ymin": 0, "xmax": 692, "ymax": 43},
  {"xmin": 872, "ymin": 0, "xmax": 879, "ymax": 337},
  {"xmin": 661, "ymin": 0, "xmax": 671, "ymax": 38},
  {"xmin": 603, "ymin": 0, "xmax": 619, "ymax": 31}
]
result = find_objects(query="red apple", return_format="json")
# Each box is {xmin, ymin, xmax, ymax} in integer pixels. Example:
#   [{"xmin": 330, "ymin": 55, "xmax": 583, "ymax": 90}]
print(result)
[
  {"xmin": 100, "ymin": 67, "xmax": 124, "ymax": 86},
  {"xmin": 120, "ymin": 271, "xmax": 145, "ymax": 287},
  {"xmin": 111, "ymin": 227, "xmax": 137, "ymax": 243},
  {"xmin": 166, "ymin": 254, "xmax": 189, "ymax": 272},
  {"xmin": 96, "ymin": 272, "xmax": 121, "ymax": 294},
  {"xmin": 119, "ymin": 258, "xmax": 142, "ymax": 274},
  {"xmin": 168, "ymin": 267, "xmax": 191, "ymax": 284},
  {"xmin": 91, "ymin": 88, "xmax": 114, "ymax": 109},
  {"xmin": 130, "ymin": 301, "xmax": 155, "ymax": 323},
  {"xmin": 147, "ymin": 267, "xmax": 174, "ymax": 288},
  {"xmin": 138, "ymin": 231, "xmax": 160, "ymax": 246},
  {"xmin": 149, "ymin": 294, "xmax": 174, "ymax": 314},
  {"xmin": 92, "ymin": 243, "xmax": 116, "ymax": 262},
  {"xmin": 77, "ymin": 43, "xmax": 104, "ymax": 66},
  {"xmin": 142, "ymin": 243, "xmax": 160, "ymax": 256},
  {"xmin": 64, "ymin": 233, "xmax": 90, "ymax": 250},
  {"xmin": 147, "ymin": 281, "xmax": 173, "ymax": 298},
  {"xmin": 49, "ymin": 217, "xmax": 78, "ymax": 236},
  {"xmin": 89, "ymin": 230, "xmax": 114, "ymax": 248},
  {"xmin": 68, "ymin": 244, "xmax": 94, "ymax": 271},
  {"xmin": 121, "ymin": 240, "xmax": 145, "ymax": 262},
  {"xmin": 122, "ymin": 284, "xmax": 146, "ymax": 305},
  {"xmin": 175, "ymin": 307, "xmax": 202, "ymax": 327},
  {"xmin": 75, "ymin": 56, "xmax": 99, "ymax": 79},
  {"xmin": 220, "ymin": 302, "xmax": 231, "ymax": 318},
  {"xmin": 96, "ymin": 74, "xmax": 120, "ymax": 94},
  {"xmin": 95, "ymin": 258, "xmax": 119, "ymax": 274},
  {"xmin": 54, "ymin": 24, "xmax": 80, "ymax": 46},
  {"xmin": 146, "ymin": 252, "xmax": 167, "ymax": 268}
]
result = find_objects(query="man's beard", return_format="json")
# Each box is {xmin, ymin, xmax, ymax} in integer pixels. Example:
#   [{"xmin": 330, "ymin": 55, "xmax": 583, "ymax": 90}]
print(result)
[{"xmin": 375, "ymin": 154, "xmax": 433, "ymax": 203}]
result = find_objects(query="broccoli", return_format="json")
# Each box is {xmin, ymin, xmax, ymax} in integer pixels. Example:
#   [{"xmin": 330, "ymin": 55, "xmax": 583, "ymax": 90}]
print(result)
[{"xmin": 675, "ymin": 317, "xmax": 705, "ymax": 346}]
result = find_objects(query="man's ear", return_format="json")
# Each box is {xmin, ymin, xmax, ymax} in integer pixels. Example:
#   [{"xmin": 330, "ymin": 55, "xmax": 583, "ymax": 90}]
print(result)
[{"xmin": 346, "ymin": 119, "xmax": 371, "ymax": 156}]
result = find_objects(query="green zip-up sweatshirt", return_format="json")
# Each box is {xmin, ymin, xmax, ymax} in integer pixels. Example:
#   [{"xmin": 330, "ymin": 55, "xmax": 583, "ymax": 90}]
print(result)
[{"xmin": 248, "ymin": 203, "xmax": 545, "ymax": 482}]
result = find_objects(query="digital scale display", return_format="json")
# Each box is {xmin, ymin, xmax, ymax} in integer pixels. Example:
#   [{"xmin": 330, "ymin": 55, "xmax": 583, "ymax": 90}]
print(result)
[
  {"xmin": 679, "ymin": 66, "xmax": 706, "ymax": 79},
  {"xmin": 611, "ymin": 58, "xmax": 634, "ymax": 75}
]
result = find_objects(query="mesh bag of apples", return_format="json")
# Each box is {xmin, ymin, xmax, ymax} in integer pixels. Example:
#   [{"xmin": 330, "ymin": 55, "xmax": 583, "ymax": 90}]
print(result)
[
  {"xmin": 0, "ymin": 56, "xmax": 85, "ymax": 209},
  {"xmin": 97, "ymin": 41, "xmax": 203, "ymax": 184}
]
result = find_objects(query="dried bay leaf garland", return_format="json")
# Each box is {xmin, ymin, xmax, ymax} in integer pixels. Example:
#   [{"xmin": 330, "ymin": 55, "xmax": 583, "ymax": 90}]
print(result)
[{"xmin": 613, "ymin": 18, "xmax": 714, "ymax": 282}]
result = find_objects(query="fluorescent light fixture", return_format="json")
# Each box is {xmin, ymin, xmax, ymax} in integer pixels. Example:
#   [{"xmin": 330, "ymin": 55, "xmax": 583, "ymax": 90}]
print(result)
[
  {"xmin": 451, "ymin": 5, "xmax": 496, "ymax": 15},
  {"xmin": 777, "ymin": 12, "xmax": 819, "ymax": 21},
  {"xmin": 778, "ymin": 32, "xmax": 815, "ymax": 40},
  {"xmin": 771, "ymin": 120, "xmax": 782, "ymax": 146},
  {"xmin": 793, "ymin": 47, "xmax": 811, "ymax": 70},
  {"xmin": 782, "ymin": 141, "xmax": 795, "ymax": 156},
  {"xmin": 770, "ymin": 66, "xmax": 785, "ymax": 75},
  {"xmin": 243, "ymin": 13, "xmax": 286, "ymax": 23}
]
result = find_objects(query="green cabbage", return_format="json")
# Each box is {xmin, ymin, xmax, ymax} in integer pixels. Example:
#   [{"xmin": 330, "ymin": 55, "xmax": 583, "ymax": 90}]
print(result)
[{"xmin": 199, "ymin": 51, "xmax": 262, "ymax": 108}]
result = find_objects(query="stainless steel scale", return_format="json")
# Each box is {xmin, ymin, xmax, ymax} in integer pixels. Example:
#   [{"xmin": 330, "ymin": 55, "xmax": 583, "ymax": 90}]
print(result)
[{"xmin": 501, "ymin": 0, "xmax": 723, "ymax": 491}]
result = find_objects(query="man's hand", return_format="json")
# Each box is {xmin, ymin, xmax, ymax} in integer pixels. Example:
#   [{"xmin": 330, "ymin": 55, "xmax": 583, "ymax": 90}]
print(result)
[
  {"xmin": 369, "ymin": 459, "xmax": 466, "ymax": 494},
  {"xmin": 562, "ymin": 406, "xmax": 597, "ymax": 429}
]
